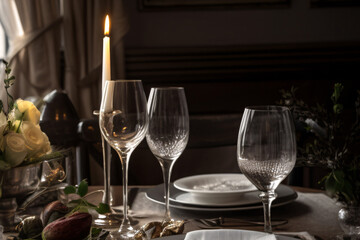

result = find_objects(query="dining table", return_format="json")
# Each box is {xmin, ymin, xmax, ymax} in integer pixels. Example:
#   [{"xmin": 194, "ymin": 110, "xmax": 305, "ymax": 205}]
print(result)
[
  {"xmin": 1, "ymin": 183, "xmax": 343, "ymax": 240},
  {"xmin": 83, "ymin": 184, "xmax": 342, "ymax": 240}
]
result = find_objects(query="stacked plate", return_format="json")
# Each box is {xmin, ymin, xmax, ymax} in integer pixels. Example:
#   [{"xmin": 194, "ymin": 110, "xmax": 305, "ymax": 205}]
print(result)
[{"xmin": 146, "ymin": 173, "xmax": 298, "ymax": 211}]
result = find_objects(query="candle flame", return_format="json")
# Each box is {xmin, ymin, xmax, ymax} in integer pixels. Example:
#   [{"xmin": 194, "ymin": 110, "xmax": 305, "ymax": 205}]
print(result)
[{"xmin": 104, "ymin": 15, "xmax": 110, "ymax": 36}]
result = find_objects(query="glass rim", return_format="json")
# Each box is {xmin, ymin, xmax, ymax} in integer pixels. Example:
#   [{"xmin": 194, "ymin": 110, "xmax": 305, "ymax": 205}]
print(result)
[
  {"xmin": 151, "ymin": 87, "xmax": 184, "ymax": 90},
  {"xmin": 244, "ymin": 105, "xmax": 290, "ymax": 112}
]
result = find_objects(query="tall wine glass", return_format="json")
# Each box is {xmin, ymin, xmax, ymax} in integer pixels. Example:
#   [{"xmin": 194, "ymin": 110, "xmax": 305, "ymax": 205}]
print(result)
[
  {"xmin": 146, "ymin": 87, "xmax": 189, "ymax": 221},
  {"xmin": 100, "ymin": 80, "xmax": 148, "ymax": 239},
  {"xmin": 237, "ymin": 106, "xmax": 296, "ymax": 233},
  {"xmin": 92, "ymin": 112, "xmax": 121, "ymax": 228}
]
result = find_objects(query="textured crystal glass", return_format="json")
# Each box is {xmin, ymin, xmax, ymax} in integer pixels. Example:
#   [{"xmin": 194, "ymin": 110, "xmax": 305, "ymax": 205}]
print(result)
[
  {"xmin": 146, "ymin": 87, "xmax": 189, "ymax": 221},
  {"xmin": 237, "ymin": 106, "xmax": 296, "ymax": 233}
]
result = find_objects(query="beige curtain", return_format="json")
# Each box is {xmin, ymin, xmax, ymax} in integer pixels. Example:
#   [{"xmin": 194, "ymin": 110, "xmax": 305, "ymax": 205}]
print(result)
[
  {"xmin": 63, "ymin": 0, "xmax": 128, "ymax": 118},
  {"xmin": 0, "ymin": 0, "xmax": 61, "ymax": 106}
]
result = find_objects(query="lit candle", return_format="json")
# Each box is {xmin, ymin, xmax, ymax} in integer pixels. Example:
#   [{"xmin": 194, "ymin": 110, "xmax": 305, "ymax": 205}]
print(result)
[{"xmin": 102, "ymin": 15, "xmax": 111, "ymax": 93}]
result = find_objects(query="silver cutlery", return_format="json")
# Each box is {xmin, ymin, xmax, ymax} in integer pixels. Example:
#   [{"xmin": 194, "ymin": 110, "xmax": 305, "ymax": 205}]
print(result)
[{"xmin": 194, "ymin": 217, "xmax": 288, "ymax": 228}]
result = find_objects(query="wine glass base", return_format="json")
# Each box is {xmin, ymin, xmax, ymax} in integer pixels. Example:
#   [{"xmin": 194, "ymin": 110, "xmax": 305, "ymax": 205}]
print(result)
[
  {"xmin": 93, "ymin": 213, "xmax": 122, "ymax": 229},
  {"xmin": 107, "ymin": 227, "xmax": 137, "ymax": 240}
]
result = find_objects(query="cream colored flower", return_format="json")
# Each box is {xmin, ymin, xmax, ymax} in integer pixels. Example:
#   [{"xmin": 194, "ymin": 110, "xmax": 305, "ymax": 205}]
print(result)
[
  {"xmin": 16, "ymin": 99, "xmax": 32, "ymax": 113},
  {"xmin": 35, "ymin": 133, "xmax": 52, "ymax": 158},
  {"xmin": 16, "ymin": 99, "xmax": 40, "ymax": 125},
  {"xmin": 4, "ymin": 132, "xmax": 27, "ymax": 167},
  {"xmin": 21, "ymin": 121, "xmax": 45, "ymax": 151},
  {"xmin": 6, "ymin": 108, "xmax": 17, "ymax": 123},
  {"xmin": 21, "ymin": 121, "xmax": 51, "ymax": 157},
  {"xmin": 41, "ymin": 132, "xmax": 51, "ymax": 153}
]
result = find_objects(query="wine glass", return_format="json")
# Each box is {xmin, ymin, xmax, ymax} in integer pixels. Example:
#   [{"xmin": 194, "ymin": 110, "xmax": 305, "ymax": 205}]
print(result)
[
  {"xmin": 146, "ymin": 87, "xmax": 189, "ymax": 221},
  {"xmin": 100, "ymin": 80, "xmax": 148, "ymax": 239},
  {"xmin": 237, "ymin": 106, "xmax": 296, "ymax": 233},
  {"xmin": 92, "ymin": 112, "xmax": 121, "ymax": 228}
]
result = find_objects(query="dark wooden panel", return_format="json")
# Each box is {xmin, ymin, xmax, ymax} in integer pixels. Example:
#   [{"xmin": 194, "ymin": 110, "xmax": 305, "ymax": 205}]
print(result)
[
  {"xmin": 119, "ymin": 42, "xmax": 360, "ymax": 186},
  {"xmin": 311, "ymin": 0, "xmax": 360, "ymax": 7},
  {"xmin": 138, "ymin": 0, "xmax": 290, "ymax": 11},
  {"xmin": 124, "ymin": 42, "xmax": 360, "ymax": 114},
  {"xmin": 125, "ymin": 42, "xmax": 360, "ymax": 82}
]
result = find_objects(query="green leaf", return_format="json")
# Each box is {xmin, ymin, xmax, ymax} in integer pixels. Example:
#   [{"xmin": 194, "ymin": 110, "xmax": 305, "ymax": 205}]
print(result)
[
  {"xmin": 325, "ymin": 173, "xmax": 337, "ymax": 196},
  {"xmin": 91, "ymin": 228, "xmax": 102, "ymax": 237},
  {"xmin": 333, "ymin": 104, "xmax": 343, "ymax": 114},
  {"xmin": 95, "ymin": 203, "xmax": 111, "ymax": 214},
  {"xmin": 333, "ymin": 171, "xmax": 346, "ymax": 190},
  {"xmin": 64, "ymin": 185, "xmax": 76, "ymax": 194},
  {"xmin": 68, "ymin": 199, "xmax": 83, "ymax": 205},
  {"xmin": 331, "ymin": 83, "xmax": 344, "ymax": 103},
  {"xmin": 91, "ymin": 228, "xmax": 109, "ymax": 240},
  {"xmin": 342, "ymin": 179, "xmax": 355, "ymax": 203},
  {"xmin": 27, "ymin": 151, "xmax": 63, "ymax": 164},
  {"xmin": 85, "ymin": 201, "xmax": 97, "ymax": 208},
  {"xmin": 333, "ymin": 169, "xmax": 345, "ymax": 183},
  {"xmin": 77, "ymin": 179, "xmax": 88, "ymax": 197},
  {"xmin": 75, "ymin": 205, "xmax": 90, "ymax": 213}
]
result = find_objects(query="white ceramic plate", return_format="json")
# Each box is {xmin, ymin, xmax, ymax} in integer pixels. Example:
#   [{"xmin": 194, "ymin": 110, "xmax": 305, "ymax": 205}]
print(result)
[
  {"xmin": 171, "ymin": 190, "xmax": 260, "ymax": 207},
  {"xmin": 173, "ymin": 174, "xmax": 257, "ymax": 204},
  {"xmin": 146, "ymin": 183, "xmax": 298, "ymax": 211},
  {"xmin": 152, "ymin": 231, "xmax": 297, "ymax": 240},
  {"xmin": 184, "ymin": 229, "xmax": 275, "ymax": 240}
]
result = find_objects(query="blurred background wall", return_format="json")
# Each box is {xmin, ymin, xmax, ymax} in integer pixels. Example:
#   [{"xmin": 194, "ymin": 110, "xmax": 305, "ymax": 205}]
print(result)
[{"xmin": 1, "ymin": 0, "xmax": 360, "ymax": 187}]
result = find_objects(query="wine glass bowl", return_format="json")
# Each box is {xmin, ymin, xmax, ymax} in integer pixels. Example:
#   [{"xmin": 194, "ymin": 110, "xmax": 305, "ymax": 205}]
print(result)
[
  {"xmin": 237, "ymin": 105, "xmax": 296, "ymax": 233},
  {"xmin": 101, "ymin": 110, "xmax": 147, "ymax": 150},
  {"xmin": 146, "ymin": 87, "xmax": 189, "ymax": 221},
  {"xmin": 146, "ymin": 119, "xmax": 189, "ymax": 161},
  {"xmin": 100, "ymin": 80, "xmax": 148, "ymax": 239}
]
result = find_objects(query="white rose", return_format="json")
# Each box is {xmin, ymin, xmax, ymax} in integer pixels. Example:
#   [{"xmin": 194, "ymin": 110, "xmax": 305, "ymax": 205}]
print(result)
[
  {"xmin": 7, "ymin": 108, "xmax": 17, "ymax": 123},
  {"xmin": 4, "ymin": 132, "xmax": 28, "ymax": 167},
  {"xmin": 21, "ymin": 121, "xmax": 51, "ymax": 158},
  {"xmin": 16, "ymin": 99, "xmax": 40, "ymax": 125},
  {"xmin": 21, "ymin": 121, "xmax": 45, "ymax": 152},
  {"xmin": 37, "ymin": 132, "xmax": 51, "ymax": 157},
  {"xmin": 16, "ymin": 99, "xmax": 32, "ymax": 113},
  {"xmin": 31, "ymin": 132, "xmax": 51, "ymax": 159},
  {"xmin": 42, "ymin": 132, "xmax": 51, "ymax": 152}
]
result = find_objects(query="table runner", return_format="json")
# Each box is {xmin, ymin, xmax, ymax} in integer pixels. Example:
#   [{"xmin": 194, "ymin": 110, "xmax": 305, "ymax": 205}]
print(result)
[
  {"xmin": 129, "ymin": 189, "xmax": 342, "ymax": 240},
  {"xmin": 3, "ymin": 187, "xmax": 342, "ymax": 239}
]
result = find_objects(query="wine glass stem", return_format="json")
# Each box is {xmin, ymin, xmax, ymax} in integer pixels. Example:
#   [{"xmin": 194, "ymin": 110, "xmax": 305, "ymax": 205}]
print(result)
[
  {"xmin": 119, "ymin": 152, "xmax": 131, "ymax": 227},
  {"xmin": 101, "ymin": 136, "xmax": 112, "ymax": 206},
  {"xmin": 259, "ymin": 190, "xmax": 277, "ymax": 233},
  {"xmin": 159, "ymin": 158, "xmax": 175, "ymax": 221}
]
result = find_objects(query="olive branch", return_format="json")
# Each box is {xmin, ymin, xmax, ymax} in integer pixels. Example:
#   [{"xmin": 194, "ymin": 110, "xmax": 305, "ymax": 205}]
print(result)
[
  {"xmin": 1, "ymin": 59, "xmax": 16, "ymax": 114},
  {"xmin": 63, "ymin": 179, "xmax": 111, "ymax": 215},
  {"xmin": 279, "ymin": 83, "xmax": 360, "ymax": 206}
]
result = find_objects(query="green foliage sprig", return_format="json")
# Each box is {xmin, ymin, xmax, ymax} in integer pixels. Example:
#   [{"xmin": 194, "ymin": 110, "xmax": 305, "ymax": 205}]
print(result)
[
  {"xmin": 279, "ymin": 83, "xmax": 360, "ymax": 206},
  {"xmin": 1, "ymin": 59, "xmax": 16, "ymax": 114},
  {"xmin": 63, "ymin": 179, "xmax": 111, "ymax": 215},
  {"xmin": 63, "ymin": 179, "xmax": 110, "ymax": 240}
]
